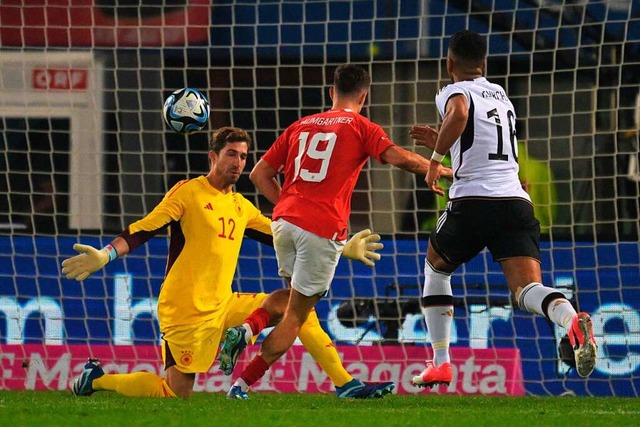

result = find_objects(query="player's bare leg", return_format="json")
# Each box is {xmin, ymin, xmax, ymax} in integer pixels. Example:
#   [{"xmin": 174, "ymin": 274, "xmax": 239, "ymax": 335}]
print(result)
[
  {"xmin": 226, "ymin": 289, "xmax": 321, "ymax": 399},
  {"xmin": 503, "ymin": 257, "xmax": 597, "ymax": 377},
  {"xmin": 503, "ymin": 257, "xmax": 572, "ymax": 325},
  {"xmin": 501, "ymin": 257, "xmax": 542, "ymax": 297},
  {"xmin": 260, "ymin": 288, "xmax": 321, "ymax": 364},
  {"xmin": 218, "ymin": 289, "xmax": 290, "ymax": 375},
  {"xmin": 259, "ymin": 288, "xmax": 288, "ymax": 325},
  {"xmin": 221, "ymin": 287, "xmax": 394, "ymax": 398}
]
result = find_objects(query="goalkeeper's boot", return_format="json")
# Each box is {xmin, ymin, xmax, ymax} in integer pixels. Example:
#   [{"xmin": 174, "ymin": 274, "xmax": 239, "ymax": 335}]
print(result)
[
  {"xmin": 411, "ymin": 362, "xmax": 453, "ymax": 388},
  {"xmin": 71, "ymin": 358, "xmax": 104, "ymax": 396},
  {"xmin": 569, "ymin": 312, "xmax": 597, "ymax": 377},
  {"xmin": 335, "ymin": 379, "xmax": 395, "ymax": 399},
  {"xmin": 226, "ymin": 385, "xmax": 249, "ymax": 400},
  {"xmin": 218, "ymin": 326, "xmax": 248, "ymax": 375}
]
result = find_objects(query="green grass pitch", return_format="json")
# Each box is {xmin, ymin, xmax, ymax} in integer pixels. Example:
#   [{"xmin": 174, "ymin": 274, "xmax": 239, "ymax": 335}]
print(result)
[{"xmin": 1, "ymin": 391, "xmax": 639, "ymax": 427}]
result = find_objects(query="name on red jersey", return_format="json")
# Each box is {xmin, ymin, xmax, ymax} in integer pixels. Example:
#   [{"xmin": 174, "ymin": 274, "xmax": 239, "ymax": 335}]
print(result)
[{"xmin": 299, "ymin": 116, "xmax": 354, "ymax": 126}]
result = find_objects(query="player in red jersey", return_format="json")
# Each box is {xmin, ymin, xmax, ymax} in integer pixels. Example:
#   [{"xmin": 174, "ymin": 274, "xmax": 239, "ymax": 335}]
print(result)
[{"xmin": 220, "ymin": 64, "xmax": 452, "ymax": 399}]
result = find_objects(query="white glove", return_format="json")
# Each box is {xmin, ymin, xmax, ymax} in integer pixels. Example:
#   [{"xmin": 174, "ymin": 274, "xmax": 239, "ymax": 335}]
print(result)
[
  {"xmin": 61, "ymin": 244, "xmax": 111, "ymax": 281},
  {"xmin": 342, "ymin": 229, "xmax": 383, "ymax": 267}
]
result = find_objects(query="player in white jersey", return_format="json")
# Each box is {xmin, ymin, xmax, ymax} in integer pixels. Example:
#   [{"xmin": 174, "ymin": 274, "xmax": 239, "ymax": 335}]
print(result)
[
  {"xmin": 435, "ymin": 78, "xmax": 529, "ymax": 201},
  {"xmin": 411, "ymin": 30, "xmax": 598, "ymax": 387}
]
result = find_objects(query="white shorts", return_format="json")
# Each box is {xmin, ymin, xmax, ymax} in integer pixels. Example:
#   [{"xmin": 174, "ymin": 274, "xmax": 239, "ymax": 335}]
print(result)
[{"xmin": 271, "ymin": 219, "xmax": 344, "ymax": 297}]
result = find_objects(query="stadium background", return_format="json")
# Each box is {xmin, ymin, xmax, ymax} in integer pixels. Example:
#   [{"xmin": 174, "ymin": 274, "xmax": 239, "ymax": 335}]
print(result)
[{"xmin": 0, "ymin": 0, "xmax": 639, "ymax": 397}]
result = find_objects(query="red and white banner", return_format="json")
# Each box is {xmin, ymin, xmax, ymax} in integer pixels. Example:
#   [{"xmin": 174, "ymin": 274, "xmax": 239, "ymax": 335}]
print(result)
[
  {"xmin": 0, "ymin": 0, "xmax": 210, "ymax": 47},
  {"xmin": 0, "ymin": 344, "xmax": 524, "ymax": 395},
  {"xmin": 32, "ymin": 68, "xmax": 88, "ymax": 90}
]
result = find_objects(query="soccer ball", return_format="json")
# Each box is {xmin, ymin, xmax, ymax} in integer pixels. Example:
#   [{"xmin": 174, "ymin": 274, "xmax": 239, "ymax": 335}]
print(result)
[{"xmin": 163, "ymin": 87, "xmax": 210, "ymax": 134}]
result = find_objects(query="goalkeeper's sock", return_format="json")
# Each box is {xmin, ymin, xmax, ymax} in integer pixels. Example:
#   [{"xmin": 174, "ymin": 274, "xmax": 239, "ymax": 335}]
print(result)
[
  {"xmin": 240, "ymin": 355, "xmax": 269, "ymax": 387},
  {"xmin": 297, "ymin": 307, "xmax": 353, "ymax": 387},
  {"xmin": 422, "ymin": 260, "xmax": 453, "ymax": 367},
  {"xmin": 93, "ymin": 372, "xmax": 177, "ymax": 398},
  {"xmin": 242, "ymin": 307, "xmax": 271, "ymax": 343}
]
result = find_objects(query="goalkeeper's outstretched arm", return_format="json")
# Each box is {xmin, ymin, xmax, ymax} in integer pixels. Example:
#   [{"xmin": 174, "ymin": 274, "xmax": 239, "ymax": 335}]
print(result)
[
  {"xmin": 62, "ymin": 180, "xmax": 177, "ymax": 281},
  {"xmin": 61, "ymin": 236, "xmax": 130, "ymax": 281}
]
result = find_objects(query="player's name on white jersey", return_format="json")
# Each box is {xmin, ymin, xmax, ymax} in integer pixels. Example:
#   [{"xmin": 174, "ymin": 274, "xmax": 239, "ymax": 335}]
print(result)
[{"xmin": 481, "ymin": 89, "xmax": 508, "ymax": 101}]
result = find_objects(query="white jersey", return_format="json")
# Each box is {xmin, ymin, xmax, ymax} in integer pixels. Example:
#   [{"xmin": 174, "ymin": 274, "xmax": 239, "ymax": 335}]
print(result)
[{"xmin": 435, "ymin": 77, "xmax": 530, "ymax": 202}]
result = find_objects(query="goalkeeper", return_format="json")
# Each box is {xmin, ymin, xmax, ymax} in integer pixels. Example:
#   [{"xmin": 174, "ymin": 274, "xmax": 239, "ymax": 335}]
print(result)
[{"xmin": 62, "ymin": 126, "xmax": 389, "ymax": 399}]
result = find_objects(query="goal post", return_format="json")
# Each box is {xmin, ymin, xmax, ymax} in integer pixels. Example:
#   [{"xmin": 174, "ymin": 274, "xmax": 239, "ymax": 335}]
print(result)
[{"xmin": 0, "ymin": 0, "xmax": 639, "ymax": 397}]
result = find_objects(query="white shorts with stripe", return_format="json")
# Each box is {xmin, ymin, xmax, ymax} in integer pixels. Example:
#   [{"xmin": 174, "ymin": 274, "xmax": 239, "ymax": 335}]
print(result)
[{"xmin": 271, "ymin": 218, "xmax": 344, "ymax": 297}]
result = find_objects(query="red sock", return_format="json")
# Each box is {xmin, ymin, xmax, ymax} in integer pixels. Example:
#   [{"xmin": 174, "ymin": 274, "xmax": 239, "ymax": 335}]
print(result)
[
  {"xmin": 240, "ymin": 355, "xmax": 269, "ymax": 387},
  {"xmin": 245, "ymin": 307, "xmax": 271, "ymax": 336}
]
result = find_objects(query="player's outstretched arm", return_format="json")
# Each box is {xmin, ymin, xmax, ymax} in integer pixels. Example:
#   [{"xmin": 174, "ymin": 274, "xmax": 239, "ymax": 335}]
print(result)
[
  {"xmin": 62, "ymin": 237, "xmax": 130, "ymax": 281},
  {"xmin": 410, "ymin": 124, "xmax": 455, "ymax": 182},
  {"xmin": 380, "ymin": 146, "xmax": 448, "ymax": 195},
  {"xmin": 410, "ymin": 124, "xmax": 439, "ymax": 150},
  {"xmin": 341, "ymin": 229, "xmax": 383, "ymax": 267}
]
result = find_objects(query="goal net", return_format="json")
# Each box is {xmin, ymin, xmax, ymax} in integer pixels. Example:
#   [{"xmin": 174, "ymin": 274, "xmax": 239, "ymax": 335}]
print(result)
[{"xmin": 0, "ymin": 0, "xmax": 638, "ymax": 397}]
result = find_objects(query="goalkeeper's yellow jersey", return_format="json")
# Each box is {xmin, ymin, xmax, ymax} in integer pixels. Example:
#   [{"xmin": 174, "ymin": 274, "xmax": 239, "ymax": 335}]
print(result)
[{"xmin": 120, "ymin": 176, "xmax": 272, "ymax": 330}]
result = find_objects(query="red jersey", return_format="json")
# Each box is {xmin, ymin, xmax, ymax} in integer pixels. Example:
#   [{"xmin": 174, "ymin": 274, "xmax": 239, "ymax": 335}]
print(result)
[{"xmin": 262, "ymin": 108, "xmax": 395, "ymax": 240}]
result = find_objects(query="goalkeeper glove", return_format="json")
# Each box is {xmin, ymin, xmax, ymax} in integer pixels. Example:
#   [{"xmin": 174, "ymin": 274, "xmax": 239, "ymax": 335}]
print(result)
[
  {"xmin": 342, "ymin": 229, "xmax": 383, "ymax": 267},
  {"xmin": 61, "ymin": 243, "xmax": 116, "ymax": 281}
]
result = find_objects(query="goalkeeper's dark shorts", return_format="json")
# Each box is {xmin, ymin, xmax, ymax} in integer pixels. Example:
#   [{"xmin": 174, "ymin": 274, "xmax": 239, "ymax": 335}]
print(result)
[{"xmin": 429, "ymin": 197, "xmax": 541, "ymax": 266}]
